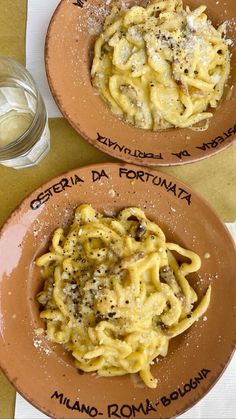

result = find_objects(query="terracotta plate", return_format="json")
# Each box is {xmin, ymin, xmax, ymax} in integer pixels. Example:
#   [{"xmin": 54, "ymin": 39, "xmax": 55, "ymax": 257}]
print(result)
[
  {"xmin": 45, "ymin": 0, "xmax": 236, "ymax": 167},
  {"xmin": 0, "ymin": 162, "xmax": 235, "ymax": 419}
]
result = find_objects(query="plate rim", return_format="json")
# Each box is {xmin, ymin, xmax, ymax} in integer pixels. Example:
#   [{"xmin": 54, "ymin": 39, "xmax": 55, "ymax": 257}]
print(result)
[
  {"xmin": 44, "ymin": 0, "xmax": 236, "ymax": 167},
  {"xmin": 0, "ymin": 162, "xmax": 236, "ymax": 418}
]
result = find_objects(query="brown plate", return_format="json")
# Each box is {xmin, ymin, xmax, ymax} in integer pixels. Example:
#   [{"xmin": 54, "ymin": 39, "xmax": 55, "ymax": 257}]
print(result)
[
  {"xmin": 0, "ymin": 162, "xmax": 235, "ymax": 419},
  {"xmin": 45, "ymin": 0, "xmax": 236, "ymax": 167}
]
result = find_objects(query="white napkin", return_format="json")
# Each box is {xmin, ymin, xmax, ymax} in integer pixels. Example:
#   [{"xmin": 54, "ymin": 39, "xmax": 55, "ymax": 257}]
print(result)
[
  {"xmin": 17, "ymin": 2, "xmax": 236, "ymax": 418},
  {"xmin": 26, "ymin": 0, "xmax": 61, "ymax": 118}
]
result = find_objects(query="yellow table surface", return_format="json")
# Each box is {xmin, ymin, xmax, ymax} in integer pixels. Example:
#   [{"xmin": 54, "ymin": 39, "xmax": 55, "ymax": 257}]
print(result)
[{"xmin": 0, "ymin": 1, "xmax": 235, "ymax": 418}]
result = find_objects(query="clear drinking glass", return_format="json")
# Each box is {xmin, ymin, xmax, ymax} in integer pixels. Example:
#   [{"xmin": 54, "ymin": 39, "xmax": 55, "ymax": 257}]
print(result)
[{"xmin": 0, "ymin": 57, "xmax": 50, "ymax": 169}]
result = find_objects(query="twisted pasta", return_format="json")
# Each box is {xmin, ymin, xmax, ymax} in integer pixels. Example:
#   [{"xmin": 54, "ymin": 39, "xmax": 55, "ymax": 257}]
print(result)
[
  {"xmin": 91, "ymin": 0, "xmax": 231, "ymax": 130},
  {"xmin": 36, "ymin": 204, "xmax": 211, "ymax": 388}
]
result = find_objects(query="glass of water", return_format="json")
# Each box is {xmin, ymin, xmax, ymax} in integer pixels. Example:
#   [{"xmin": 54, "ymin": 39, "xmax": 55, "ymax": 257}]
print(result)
[{"xmin": 0, "ymin": 57, "xmax": 50, "ymax": 169}]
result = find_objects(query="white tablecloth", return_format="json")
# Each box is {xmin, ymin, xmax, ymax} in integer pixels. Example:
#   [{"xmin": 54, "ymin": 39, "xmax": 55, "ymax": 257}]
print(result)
[{"xmin": 15, "ymin": 2, "xmax": 236, "ymax": 418}]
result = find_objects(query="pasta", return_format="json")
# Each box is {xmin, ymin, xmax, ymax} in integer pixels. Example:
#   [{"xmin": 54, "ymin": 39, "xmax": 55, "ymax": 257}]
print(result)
[
  {"xmin": 36, "ymin": 204, "xmax": 211, "ymax": 388},
  {"xmin": 91, "ymin": 0, "xmax": 231, "ymax": 130}
]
